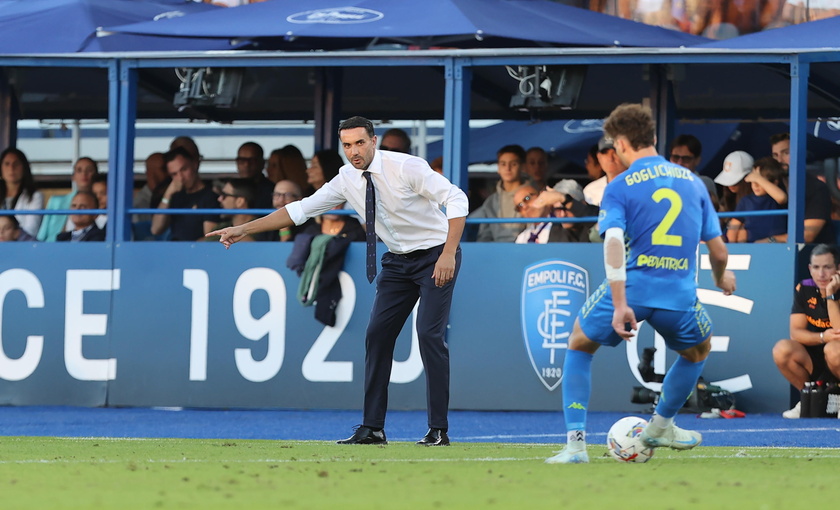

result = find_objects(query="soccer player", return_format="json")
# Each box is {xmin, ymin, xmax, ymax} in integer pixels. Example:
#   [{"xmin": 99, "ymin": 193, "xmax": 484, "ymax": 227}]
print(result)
[{"xmin": 541, "ymin": 104, "xmax": 736, "ymax": 464}]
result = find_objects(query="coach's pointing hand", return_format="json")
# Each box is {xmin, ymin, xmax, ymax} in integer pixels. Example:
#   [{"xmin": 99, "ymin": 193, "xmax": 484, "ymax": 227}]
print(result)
[{"xmin": 206, "ymin": 225, "xmax": 247, "ymax": 249}]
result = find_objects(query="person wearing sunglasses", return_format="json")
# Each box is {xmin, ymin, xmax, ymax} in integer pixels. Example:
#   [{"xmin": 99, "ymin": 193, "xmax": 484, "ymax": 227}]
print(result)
[
  {"xmin": 669, "ymin": 134, "xmax": 719, "ymax": 209},
  {"xmin": 204, "ymin": 178, "xmax": 260, "ymax": 243},
  {"xmin": 378, "ymin": 128, "xmax": 412, "ymax": 154}
]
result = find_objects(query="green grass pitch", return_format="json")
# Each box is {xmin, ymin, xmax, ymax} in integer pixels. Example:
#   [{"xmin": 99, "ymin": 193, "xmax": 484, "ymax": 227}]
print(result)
[{"xmin": 1, "ymin": 437, "xmax": 837, "ymax": 509}]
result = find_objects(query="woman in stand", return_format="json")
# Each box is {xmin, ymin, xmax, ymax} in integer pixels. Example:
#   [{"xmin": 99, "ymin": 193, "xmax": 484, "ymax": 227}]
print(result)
[
  {"xmin": 306, "ymin": 149, "xmax": 344, "ymax": 191},
  {"xmin": 0, "ymin": 148, "xmax": 44, "ymax": 238}
]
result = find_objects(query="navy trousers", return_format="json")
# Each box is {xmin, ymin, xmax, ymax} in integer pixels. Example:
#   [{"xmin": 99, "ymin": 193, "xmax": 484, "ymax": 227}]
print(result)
[{"xmin": 363, "ymin": 244, "xmax": 461, "ymax": 430}]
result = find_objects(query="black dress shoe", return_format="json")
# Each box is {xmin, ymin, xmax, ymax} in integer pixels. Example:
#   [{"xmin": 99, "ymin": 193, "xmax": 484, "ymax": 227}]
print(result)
[
  {"xmin": 336, "ymin": 426, "xmax": 387, "ymax": 445},
  {"xmin": 416, "ymin": 428, "xmax": 450, "ymax": 446}
]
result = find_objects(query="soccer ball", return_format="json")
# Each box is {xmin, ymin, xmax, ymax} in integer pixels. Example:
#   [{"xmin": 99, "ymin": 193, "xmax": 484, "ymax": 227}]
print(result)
[{"xmin": 606, "ymin": 416, "xmax": 654, "ymax": 463}]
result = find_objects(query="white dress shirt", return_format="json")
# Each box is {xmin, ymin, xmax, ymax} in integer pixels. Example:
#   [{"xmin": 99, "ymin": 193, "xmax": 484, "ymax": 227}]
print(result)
[
  {"xmin": 286, "ymin": 150, "xmax": 469, "ymax": 254},
  {"xmin": 4, "ymin": 190, "xmax": 44, "ymax": 238},
  {"xmin": 515, "ymin": 222, "xmax": 553, "ymax": 244}
]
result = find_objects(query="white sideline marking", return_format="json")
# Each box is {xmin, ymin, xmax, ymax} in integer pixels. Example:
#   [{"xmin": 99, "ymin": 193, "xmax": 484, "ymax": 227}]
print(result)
[{"xmin": 3, "ymin": 448, "xmax": 840, "ymax": 465}]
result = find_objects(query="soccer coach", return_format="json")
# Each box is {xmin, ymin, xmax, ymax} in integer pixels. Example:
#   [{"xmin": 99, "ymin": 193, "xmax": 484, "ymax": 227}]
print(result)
[{"xmin": 208, "ymin": 116, "xmax": 468, "ymax": 447}]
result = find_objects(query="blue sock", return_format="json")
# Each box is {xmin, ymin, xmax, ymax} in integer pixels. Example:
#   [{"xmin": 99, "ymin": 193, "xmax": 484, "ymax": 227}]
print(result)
[
  {"xmin": 562, "ymin": 349, "xmax": 594, "ymax": 434},
  {"xmin": 655, "ymin": 356, "xmax": 706, "ymax": 419}
]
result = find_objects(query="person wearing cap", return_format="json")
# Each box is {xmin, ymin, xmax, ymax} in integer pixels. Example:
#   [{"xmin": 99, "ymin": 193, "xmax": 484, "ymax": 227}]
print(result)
[
  {"xmin": 725, "ymin": 157, "xmax": 788, "ymax": 243},
  {"xmin": 514, "ymin": 183, "xmax": 594, "ymax": 244},
  {"xmin": 715, "ymin": 151, "xmax": 755, "ymax": 228}
]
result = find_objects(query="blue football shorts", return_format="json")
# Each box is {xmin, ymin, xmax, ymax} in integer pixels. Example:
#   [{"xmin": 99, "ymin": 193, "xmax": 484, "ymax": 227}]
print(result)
[{"xmin": 578, "ymin": 283, "xmax": 713, "ymax": 351}]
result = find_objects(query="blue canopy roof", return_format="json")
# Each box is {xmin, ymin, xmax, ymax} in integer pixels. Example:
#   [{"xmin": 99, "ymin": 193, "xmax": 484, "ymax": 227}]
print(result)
[
  {"xmin": 698, "ymin": 15, "xmax": 840, "ymax": 49},
  {"xmin": 0, "ymin": 0, "xmax": 235, "ymax": 53},
  {"xmin": 105, "ymin": 0, "xmax": 708, "ymax": 49}
]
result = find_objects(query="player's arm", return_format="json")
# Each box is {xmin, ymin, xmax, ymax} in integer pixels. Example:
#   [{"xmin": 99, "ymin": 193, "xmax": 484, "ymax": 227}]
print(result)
[
  {"xmin": 604, "ymin": 227, "xmax": 636, "ymax": 340},
  {"xmin": 706, "ymin": 236, "xmax": 736, "ymax": 295},
  {"xmin": 207, "ymin": 208, "xmax": 294, "ymax": 249}
]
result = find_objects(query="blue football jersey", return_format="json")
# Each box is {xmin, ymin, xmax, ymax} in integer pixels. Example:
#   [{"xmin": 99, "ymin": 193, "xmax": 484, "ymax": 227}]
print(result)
[{"xmin": 598, "ymin": 155, "xmax": 722, "ymax": 310}]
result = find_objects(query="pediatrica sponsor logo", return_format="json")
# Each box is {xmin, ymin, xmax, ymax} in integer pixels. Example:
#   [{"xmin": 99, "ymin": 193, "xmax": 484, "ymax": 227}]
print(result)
[
  {"xmin": 287, "ymin": 7, "xmax": 384, "ymax": 24},
  {"xmin": 521, "ymin": 260, "xmax": 589, "ymax": 391}
]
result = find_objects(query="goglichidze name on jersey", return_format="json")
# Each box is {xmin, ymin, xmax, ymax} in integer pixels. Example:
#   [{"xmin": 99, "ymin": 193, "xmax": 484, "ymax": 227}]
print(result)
[{"xmin": 624, "ymin": 164, "xmax": 694, "ymax": 186}]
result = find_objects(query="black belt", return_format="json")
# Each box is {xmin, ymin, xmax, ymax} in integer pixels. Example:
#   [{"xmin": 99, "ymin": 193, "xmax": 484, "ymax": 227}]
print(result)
[{"xmin": 395, "ymin": 244, "xmax": 443, "ymax": 259}]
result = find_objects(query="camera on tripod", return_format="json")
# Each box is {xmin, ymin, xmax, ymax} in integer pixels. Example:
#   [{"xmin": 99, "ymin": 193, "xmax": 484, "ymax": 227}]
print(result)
[
  {"xmin": 631, "ymin": 347, "xmax": 662, "ymax": 405},
  {"xmin": 630, "ymin": 347, "xmax": 735, "ymax": 412}
]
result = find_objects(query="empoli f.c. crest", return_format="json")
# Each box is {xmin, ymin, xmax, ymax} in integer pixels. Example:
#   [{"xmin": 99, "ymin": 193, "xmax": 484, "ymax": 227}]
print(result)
[{"xmin": 521, "ymin": 260, "xmax": 589, "ymax": 390}]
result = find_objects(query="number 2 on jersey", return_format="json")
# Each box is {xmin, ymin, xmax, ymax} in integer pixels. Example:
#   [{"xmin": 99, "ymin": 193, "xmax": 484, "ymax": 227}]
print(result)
[{"xmin": 651, "ymin": 188, "xmax": 683, "ymax": 247}]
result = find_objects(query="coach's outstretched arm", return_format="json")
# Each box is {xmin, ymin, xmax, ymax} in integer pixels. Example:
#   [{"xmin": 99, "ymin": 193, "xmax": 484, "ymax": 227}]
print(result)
[
  {"xmin": 206, "ymin": 208, "xmax": 293, "ymax": 249},
  {"xmin": 707, "ymin": 236, "xmax": 736, "ymax": 295}
]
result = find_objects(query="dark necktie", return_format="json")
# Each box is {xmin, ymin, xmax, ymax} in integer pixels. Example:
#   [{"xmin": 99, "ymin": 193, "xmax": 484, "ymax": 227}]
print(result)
[{"xmin": 363, "ymin": 171, "xmax": 377, "ymax": 283}]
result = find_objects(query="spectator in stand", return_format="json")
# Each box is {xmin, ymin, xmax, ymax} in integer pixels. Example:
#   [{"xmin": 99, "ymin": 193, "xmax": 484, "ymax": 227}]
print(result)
[
  {"xmin": 0, "ymin": 148, "xmax": 44, "ymax": 238},
  {"xmin": 133, "ymin": 152, "xmax": 170, "ymax": 223},
  {"xmin": 525, "ymin": 147, "xmax": 550, "ymax": 191},
  {"xmin": 583, "ymin": 144, "xmax": 607, "ymax": 206},
  {"xmin": 170, "ymin": 136, "xmax": 201, "ymax": 167},
  {"xmin": 37, "ymin": 156, "xmax": 98, "ymax": 242},
  {"xmin": 151, "ymin": 147, "xmax": 220, "ymax": 241},
  {"xmin": 514, "ymin": 184, "xmax": 593, "ymax": 244},
  {"xmin": 379, "ymin": 128, "xmax": 411, "ymax": 154},
  {"xmin": 0, "ymin": 215, "xmax": 36, "ymax": 242},
  {"xmin": 770, "ymin": 132, "xmax": 835, "ymax": 244},
  {"xmin": 773, "ymin": 244, "xmax": 840, "ymax": 418},
  {"xmin": 586, "ymin": 135, "xmax": 629, "ymax": 242},
  {"xmin": 469, "ymin": 144, "xmax": 528, "ymax": 242},
  {"xmin": 669, "ymin": 134, "xmax": 719, "ymax": 208},
  {"xmin": 726, "ymin": 157, "xmax": 787, "ymax": 243},
  {"xmin": 56, "ymin": 191, "xmax": 105, "ymax": 242},
  {"xmin": 306, "ymin": 149, "xmax": 344, "ymax": 191},
  {"xmin": 235, "ymin": 142, "xmax": 275, "ymax": 209},
  {"xmin": 204, "ymin": 178, "xmax": 261, "ymax": 243},
  {"xmin": 430, "ymin": 156, "xmax": 444, "ymax": 175},
  {"xmin": 272, "ymin": 179, "xmax": 313, "ymax": 242},
  {"xmin": 714, "ymin": 151, "xmax": 754, "ymax": 235},
  {"xmin": 92, "ymin": 173, "xmax": 108, "ymax": 230},
  {"xmin": 266, "ymin": 145, "xmax": 310, "ymax": 195}
]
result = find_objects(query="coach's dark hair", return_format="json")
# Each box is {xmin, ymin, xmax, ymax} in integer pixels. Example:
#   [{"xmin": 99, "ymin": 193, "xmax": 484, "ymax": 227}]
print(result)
[
  {"xmin": 339, "ymin": 116, "xmax": 375, "ymax": 138},
  {"xmin": 810, "ymin": 243, "xmax": 840, "ymax": 266}
]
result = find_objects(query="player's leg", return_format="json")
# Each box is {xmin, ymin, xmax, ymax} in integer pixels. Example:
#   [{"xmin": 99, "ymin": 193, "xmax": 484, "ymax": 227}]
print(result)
[
  {"xmin": 641, "ymin": 303, "xmax": 711, "ymax": 450},
  {"xmin": 547, "ymin": 284, "xmax": 625, "ymax": 464}
]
